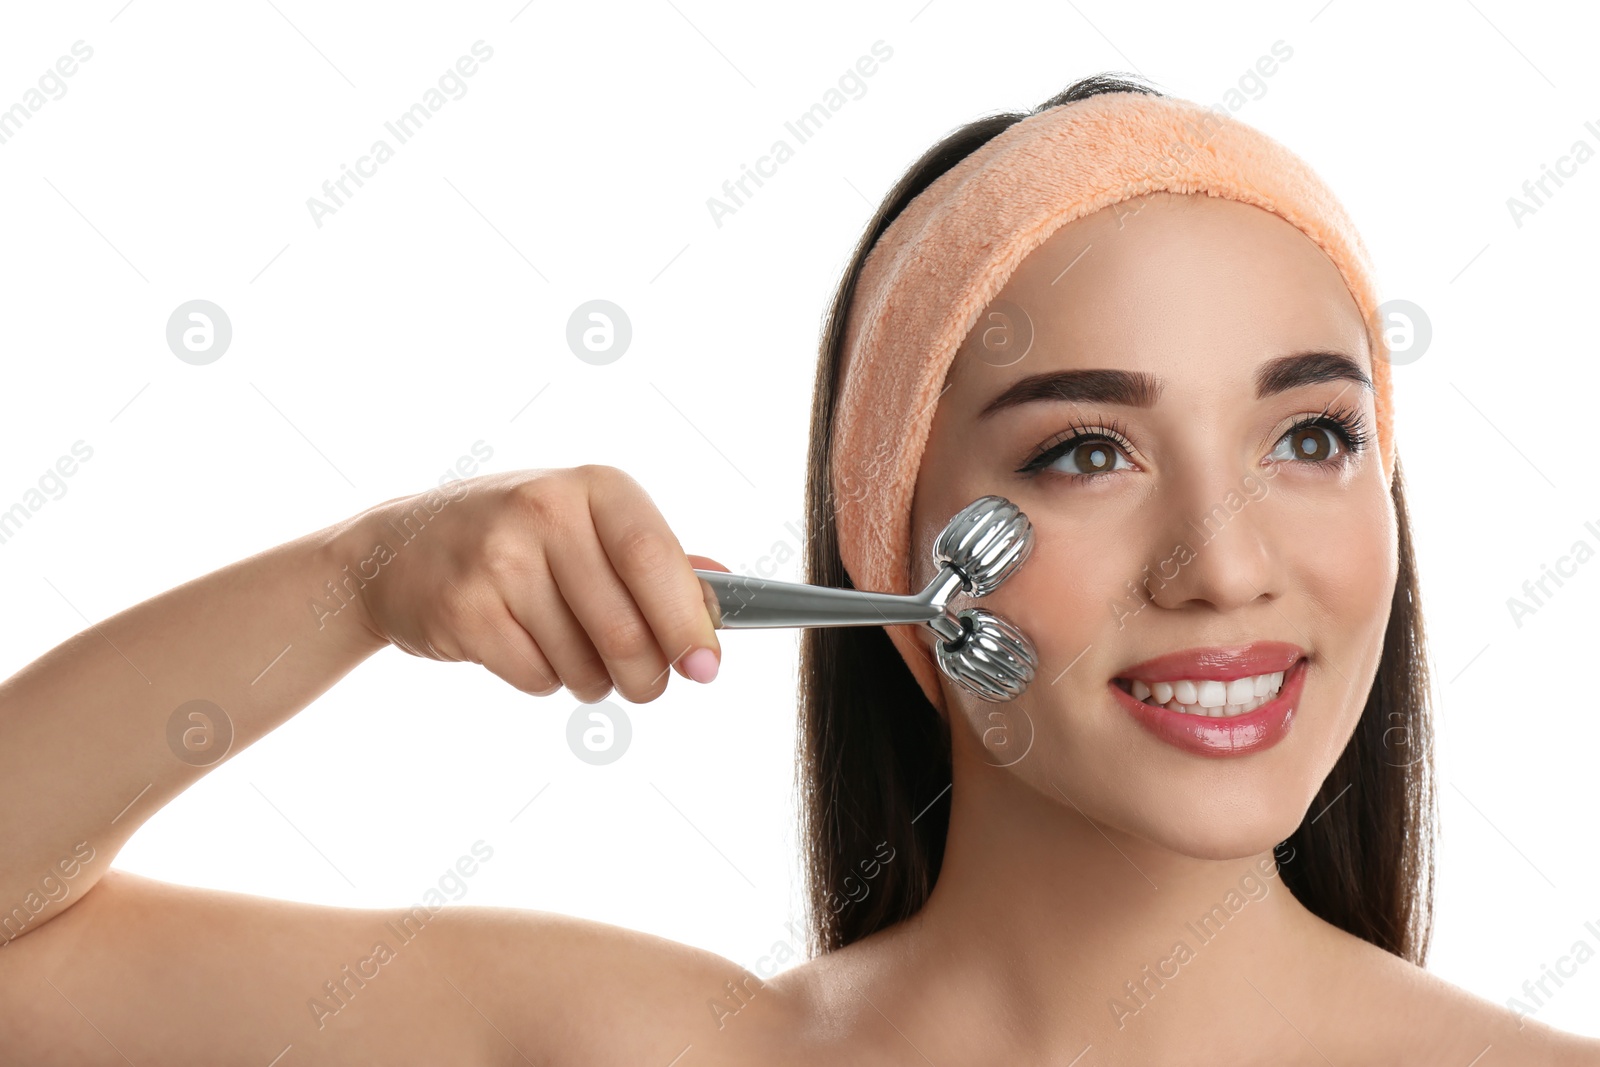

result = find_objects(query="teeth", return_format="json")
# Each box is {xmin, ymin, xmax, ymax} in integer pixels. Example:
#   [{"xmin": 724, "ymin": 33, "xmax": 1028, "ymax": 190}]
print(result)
[{"xmin": 1120, "ymin": 669, "xmax": 1288, "ymax": 719}]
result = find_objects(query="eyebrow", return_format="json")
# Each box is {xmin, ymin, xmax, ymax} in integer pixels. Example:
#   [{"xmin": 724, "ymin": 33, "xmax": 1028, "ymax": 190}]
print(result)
[{"xmin": 974, "ymin": 351, "xmax": 1374, "ymax": 420}]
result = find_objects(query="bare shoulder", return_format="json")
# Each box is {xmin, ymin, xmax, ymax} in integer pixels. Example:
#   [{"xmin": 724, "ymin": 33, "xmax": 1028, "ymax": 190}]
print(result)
[
  {"xmin": 0, "ymin": 867, "xmax": 803, "ymax": 1066},
  {"xmin": 1321, "ymin": 925, "xmax": 1600, "ymax": 1065},
  {"xmin": 436, "ymin": 899, "xmax": 807, "ymax": 1063}
]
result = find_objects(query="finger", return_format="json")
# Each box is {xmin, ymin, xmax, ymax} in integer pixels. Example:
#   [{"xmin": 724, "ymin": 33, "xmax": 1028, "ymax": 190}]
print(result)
[
  {"xmin": 535, "ymin": 476, "xmax": 681, "ymax": 702},
  {"xmin": 587, "ymin": 468, "xmax": 722, "ymax": 689},
  {"xmin": 443, "ymin": 576, "xmax": 563, "ymax": 697},
  {"xmin": 590, "ymin": 473, "xmax": 723, "ymax": 686},
  {"xmin": 500, "ymin": 544, "xmax": 617, "ymax": 703}
]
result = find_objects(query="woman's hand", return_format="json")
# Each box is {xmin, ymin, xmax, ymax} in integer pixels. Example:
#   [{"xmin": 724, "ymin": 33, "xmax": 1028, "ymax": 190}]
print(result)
[{"xmin": 351, "ymin": 466, "xmax": 727, "ymax": 703}]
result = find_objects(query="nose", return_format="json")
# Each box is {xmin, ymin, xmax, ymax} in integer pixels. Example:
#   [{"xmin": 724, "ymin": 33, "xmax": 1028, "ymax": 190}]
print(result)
[{"xmin": 1140, "ymin": 462, "xmax": 1279, "ymax": 614}]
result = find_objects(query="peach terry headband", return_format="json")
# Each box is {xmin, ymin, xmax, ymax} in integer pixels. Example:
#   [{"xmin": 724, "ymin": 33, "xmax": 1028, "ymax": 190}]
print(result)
[{"xmin": 829, "ymin": 89, "xmax": 1396, "ymax": 715}]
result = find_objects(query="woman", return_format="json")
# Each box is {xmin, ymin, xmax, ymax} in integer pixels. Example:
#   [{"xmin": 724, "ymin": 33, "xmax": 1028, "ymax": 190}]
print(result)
[{"xmin": 2, "ymin": 74, "xmax": 1595, "ymax": 1064}]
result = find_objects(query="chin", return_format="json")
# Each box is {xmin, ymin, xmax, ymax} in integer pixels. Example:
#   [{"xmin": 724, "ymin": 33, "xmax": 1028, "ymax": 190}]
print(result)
[
  {"xmin": 1119, "ymin": 802, "xmax": 1303, "ymax": 862},
  {"xmin": 1004, "ymin": 724, "xmax": 1323, "ymax": 862},
  {"xmin": 1076, "ymin": 730, "xmax": 1331, "ymax": 861}
]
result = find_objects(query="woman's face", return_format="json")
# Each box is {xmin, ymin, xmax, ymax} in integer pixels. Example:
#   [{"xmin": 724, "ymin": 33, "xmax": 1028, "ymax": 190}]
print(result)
[{"xmin": 911, "ymin": 191, "xmax": 1398, "ymax": 859}]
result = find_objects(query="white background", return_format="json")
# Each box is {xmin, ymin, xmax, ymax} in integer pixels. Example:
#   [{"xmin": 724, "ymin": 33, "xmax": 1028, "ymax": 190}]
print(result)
[{"xmin": 1, "ymin": 0, "xmax": 1596, "ymax": 1039}]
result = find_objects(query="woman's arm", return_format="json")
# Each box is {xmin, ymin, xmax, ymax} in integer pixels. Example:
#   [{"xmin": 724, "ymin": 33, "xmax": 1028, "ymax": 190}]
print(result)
[
  {"xmin": 0, "ymin": 463, "xmax": 724, "ymax": 935},
  {"xmin": 0, "ymin": 501, "xmax": 390, "ymax": 941},
  {"xmin": 0, "ymin": 866, "xmax": 751, "ymax": 1065},
  {"xmin": 0, "ymin": 468, "xmax": 742, "ymax": 1062}
]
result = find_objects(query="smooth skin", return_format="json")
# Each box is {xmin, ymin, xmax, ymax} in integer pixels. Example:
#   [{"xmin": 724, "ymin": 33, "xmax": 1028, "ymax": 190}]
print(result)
[{"xmin": 2, "ymin": 192, "xmax": 1596, "ymax": 1065}]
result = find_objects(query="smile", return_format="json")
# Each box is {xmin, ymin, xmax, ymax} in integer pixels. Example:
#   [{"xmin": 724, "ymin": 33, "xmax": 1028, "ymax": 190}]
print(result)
[
  {"xmin": 1107, "ymin": 642, "xmax": 1310, "ymax": 758},
  {"xmin": 1112, "ymin": 671, "xmax": 1285, "ymax": 718}
]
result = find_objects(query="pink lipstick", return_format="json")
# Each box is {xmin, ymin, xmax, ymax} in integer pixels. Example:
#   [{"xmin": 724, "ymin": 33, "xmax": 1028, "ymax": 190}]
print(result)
[{"xmin": 1109, "ymin": 641, "xmax": 1308, "ymax": 758}]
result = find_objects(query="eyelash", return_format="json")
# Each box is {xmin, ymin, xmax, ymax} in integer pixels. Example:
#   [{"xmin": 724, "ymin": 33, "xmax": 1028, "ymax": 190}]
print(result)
[{"xmin": 1016, "ymin": 403, "xmax": 1372, "ymax": 481}]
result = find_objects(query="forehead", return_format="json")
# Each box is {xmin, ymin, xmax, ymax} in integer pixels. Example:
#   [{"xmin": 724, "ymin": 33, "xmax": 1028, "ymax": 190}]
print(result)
[{"xmin": 949, "ymin": 192, "xmax": 1371, "ymax": 395}]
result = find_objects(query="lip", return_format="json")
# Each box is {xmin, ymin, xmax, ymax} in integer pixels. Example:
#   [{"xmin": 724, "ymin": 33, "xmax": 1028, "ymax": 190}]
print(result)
[
  {"xmin": 1109, "ymin": 644, "xmax": 1310, "ymax": 759},
  {"xmin": 1114, "ymin": 641, "xmax": 1307, "ymax": 684}
]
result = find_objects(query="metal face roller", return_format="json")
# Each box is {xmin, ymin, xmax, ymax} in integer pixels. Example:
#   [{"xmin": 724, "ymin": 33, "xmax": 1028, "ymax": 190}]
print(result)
[{"xmin": 693, "ymin": 495, "xmax": 1038, "ymax": 702}]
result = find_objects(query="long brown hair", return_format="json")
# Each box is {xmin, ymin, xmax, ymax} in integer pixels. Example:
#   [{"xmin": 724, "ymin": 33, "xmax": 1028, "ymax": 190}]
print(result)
[{"xmin": 797, "ymin": 72, "xmax": 1437, "ymax": 964}]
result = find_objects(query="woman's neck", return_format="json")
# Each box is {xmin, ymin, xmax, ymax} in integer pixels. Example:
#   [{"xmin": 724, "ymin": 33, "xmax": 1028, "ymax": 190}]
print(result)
[{"xmin": 866, "ymin": 752, "xmax": 1337, "ymax": 1058}]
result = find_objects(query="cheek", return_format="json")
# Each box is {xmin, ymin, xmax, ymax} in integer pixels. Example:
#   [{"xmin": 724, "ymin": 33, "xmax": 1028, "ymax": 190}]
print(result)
[
  {"xmin": 1284, "ymin": 475, "xmax": 1397, "ymax": 662},
  {"xmin": 972, "ymin": 473, "xmax": 1396, "ymax": 719},
  {"xmin": 1290, "ymin": 477, "xmax": 1398, "ymax": 743},
  {"xmin": 986, "ymin": 501, "xmax": 1168, "ymax": 671},
  {"xmin": 941, "ymin": 501, "xmax": 1156, "ymax": 763}
]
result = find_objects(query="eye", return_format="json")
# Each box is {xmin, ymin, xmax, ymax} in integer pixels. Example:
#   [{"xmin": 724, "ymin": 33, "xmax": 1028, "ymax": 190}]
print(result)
[
  {"xmin": 1268, "ymin": 407, "xmax": 1370, "ymax": 467},
  {"xmin": 1016, "ymin": 404, "xmax": 1371, "ymax": 483},
  {"xmin": 1017, "ymin": 420, "xmax": 1136, "ymax": 480},
  {"xmin": 1271, "ymin": 424, "xmax": 1342, "ymax": 463},
  {"xmin": 1046, "ymin": 437, "xmax": 1134, "ymax": 477}
]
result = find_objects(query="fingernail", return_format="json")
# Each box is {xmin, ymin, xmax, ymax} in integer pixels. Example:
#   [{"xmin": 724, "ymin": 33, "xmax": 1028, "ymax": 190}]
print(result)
[{"xmin": 682, "ymin": 647, "xmax": 720, "ymax": 684}]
